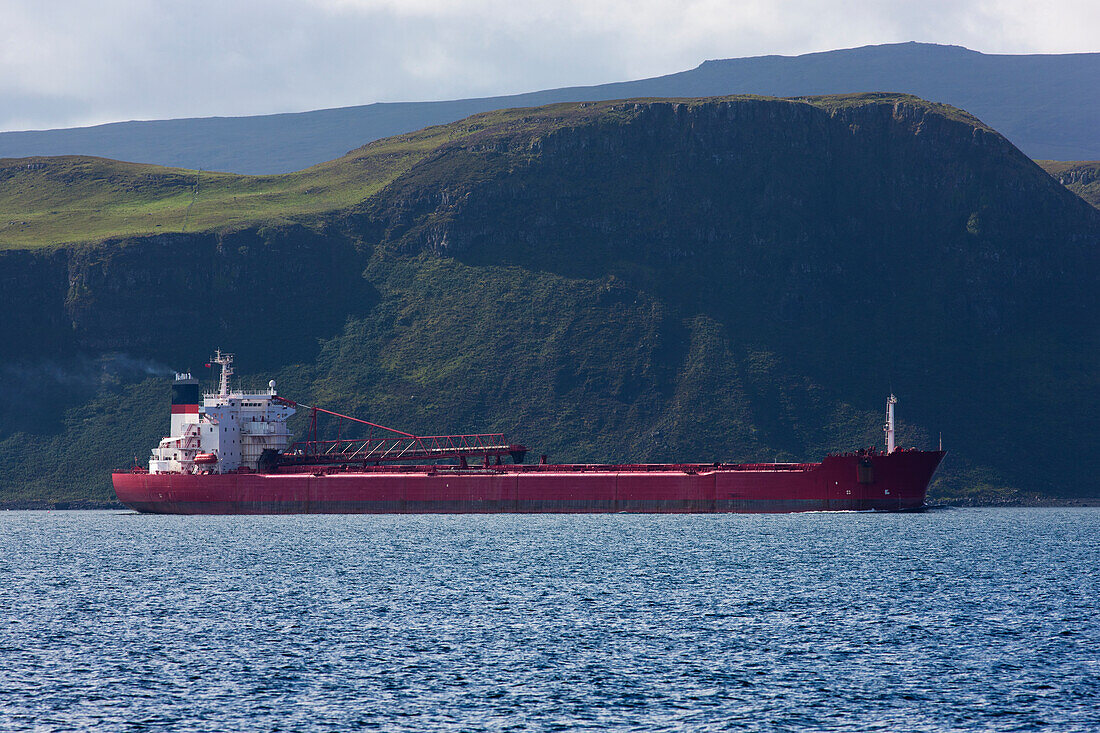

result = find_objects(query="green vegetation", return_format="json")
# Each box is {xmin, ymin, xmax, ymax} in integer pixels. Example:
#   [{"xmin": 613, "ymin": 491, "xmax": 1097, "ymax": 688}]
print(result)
[
  {"xmin": 1, "ymin": 93, "xmax": 1097, "ymax": 507},
  {"xmin": 1, "ymin": 93, "xmax": 963, "ymax": 251},
  {"xmin": 0, "ymin": 254, "xmax": 890, "ymax": 505},
  {"xmin": 0, "ymin": 139, "xmax": 427, "ymax": 249}
]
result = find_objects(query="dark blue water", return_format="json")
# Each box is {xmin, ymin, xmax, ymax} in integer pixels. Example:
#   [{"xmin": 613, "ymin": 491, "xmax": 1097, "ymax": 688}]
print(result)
[{"xmin": 1, "ymin": 509, "xmax": 1097, "ymax": 731}]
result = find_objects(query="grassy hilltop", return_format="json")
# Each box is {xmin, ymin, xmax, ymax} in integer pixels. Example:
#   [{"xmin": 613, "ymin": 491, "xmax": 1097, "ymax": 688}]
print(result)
[
  {"xmin": 0, "ymin": 93, "xmax": 1097, "ymax": 506},
  {"xmin": 0, "ymin": 102, "xmax": 639, "ymax": 249},
  {"xmin": 0, "ymin": 94, "xmax": 987, "ymax": 250},
  {"xmin": 0, "ymin": 124, "xmax": 450, "ymax": 249}
]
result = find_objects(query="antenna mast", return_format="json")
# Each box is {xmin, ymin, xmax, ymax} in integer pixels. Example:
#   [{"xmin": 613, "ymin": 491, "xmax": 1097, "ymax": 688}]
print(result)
[
  {"xmin": 213, "ymin": 350, "xmax": 234, "ymax": 396},
  {"xmin": 884, "ymin": 394, "xmax": 897, "ymax": 453}
]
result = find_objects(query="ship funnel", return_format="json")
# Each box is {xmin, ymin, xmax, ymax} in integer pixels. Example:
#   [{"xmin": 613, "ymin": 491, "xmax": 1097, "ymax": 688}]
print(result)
[
  {"xmin": 170, "ymin": 373, "xmax": 200, "ymax": 436},
  {"xmin": 884, "ymin": 394, "xmax": 897, "ymax": 454}
]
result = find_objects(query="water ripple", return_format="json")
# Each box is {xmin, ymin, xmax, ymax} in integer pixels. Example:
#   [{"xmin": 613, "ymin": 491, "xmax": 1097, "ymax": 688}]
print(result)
[{"xmin": 0, "ymin": 509, "xmax": 1097, "ymax": 731}]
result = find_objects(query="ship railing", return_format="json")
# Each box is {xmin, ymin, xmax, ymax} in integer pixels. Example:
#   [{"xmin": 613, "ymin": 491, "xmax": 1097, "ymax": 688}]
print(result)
[{"xmin": 282, "ymin": 433, "xmax": 524, "ymax": 465}]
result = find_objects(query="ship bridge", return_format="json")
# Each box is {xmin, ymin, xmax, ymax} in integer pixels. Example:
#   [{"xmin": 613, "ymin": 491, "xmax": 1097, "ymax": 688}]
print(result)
[{"xmin": 148, "ymin": 350, "xmax": 524, "ymax": 475}]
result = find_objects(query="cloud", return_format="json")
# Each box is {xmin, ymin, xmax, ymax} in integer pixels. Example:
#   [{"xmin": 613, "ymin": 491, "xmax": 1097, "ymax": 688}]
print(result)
[{"xmin": 0, "ymin": 0, "xmax": 1096, "ymax": 131}]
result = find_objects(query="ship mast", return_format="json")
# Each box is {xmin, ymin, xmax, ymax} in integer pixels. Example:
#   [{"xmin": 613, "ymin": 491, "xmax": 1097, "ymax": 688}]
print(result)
[
  {"xmin": 213, "ymin": 350, "xmax": 234, "ymax": 396},
  {"xmin": 884, "ymin": 393, "xmax": 897, "ymax": 454}
]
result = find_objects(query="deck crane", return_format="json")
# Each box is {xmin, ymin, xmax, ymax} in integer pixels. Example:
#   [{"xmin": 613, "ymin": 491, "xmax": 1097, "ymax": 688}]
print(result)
[{"xmin": 270, "ymin": 396, "xmax": 527, "ymax": 468}]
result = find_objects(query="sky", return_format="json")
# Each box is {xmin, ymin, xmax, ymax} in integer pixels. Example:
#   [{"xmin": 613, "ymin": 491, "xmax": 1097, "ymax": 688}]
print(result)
[{"xmin": 1, "ymin": 0, "xmax": 1097, "ymax": 132}]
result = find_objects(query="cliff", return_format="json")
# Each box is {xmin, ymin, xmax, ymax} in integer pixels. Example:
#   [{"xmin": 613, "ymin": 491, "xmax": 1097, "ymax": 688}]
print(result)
[
  {"xmin": 1, "ymin": 94, "xmax": 1097, "ymax": 504},
  {"xmin": 1038, "ymin": 160, "xmax": 1100, "ymax": 209}
]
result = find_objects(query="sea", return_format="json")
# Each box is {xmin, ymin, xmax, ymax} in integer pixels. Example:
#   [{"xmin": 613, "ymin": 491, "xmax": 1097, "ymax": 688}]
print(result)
[{"xmin": 0, "ymin": 508, "xmax": 1097, "ymax": 732}]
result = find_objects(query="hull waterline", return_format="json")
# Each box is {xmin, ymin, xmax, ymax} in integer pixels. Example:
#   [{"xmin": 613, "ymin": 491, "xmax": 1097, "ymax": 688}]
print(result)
[{"xmin": 113, "ymin": 450, "xmax": 945, "ymax": 515}]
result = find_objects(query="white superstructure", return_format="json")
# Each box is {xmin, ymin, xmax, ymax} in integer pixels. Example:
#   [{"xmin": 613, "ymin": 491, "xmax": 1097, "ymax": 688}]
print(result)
[{"xmin": 148, "ymin": 351, "xmax": 295, "ymax": 474}]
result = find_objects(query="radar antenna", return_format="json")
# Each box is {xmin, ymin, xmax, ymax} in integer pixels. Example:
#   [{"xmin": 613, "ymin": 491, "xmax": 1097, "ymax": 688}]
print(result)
[{"xmin": 212, "ymin": 349, "xmax": 234, "ymax": 396}]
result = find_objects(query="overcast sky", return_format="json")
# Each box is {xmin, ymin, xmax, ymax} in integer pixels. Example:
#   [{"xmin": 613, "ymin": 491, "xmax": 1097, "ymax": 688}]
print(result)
[{"xmin": 1, "ymin": 0, "xmax": 1096, "ymax": 132}]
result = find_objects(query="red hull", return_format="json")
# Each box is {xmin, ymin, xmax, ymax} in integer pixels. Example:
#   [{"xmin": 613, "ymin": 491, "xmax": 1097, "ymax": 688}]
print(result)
[{"xmin": 113, "ymin": 451, "xmax": 944, "ymax": 514}]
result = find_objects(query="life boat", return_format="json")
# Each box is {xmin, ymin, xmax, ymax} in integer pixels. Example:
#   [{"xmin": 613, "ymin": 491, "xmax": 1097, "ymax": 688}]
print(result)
[{"xmin": 194, "ymin": 452, "xmax": 219, "ymax": 465}]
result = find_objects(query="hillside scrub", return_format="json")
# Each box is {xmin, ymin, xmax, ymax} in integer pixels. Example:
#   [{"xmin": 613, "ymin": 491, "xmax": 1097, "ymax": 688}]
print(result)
[{"xmin": 0, "ymin": 94, "xmax": 1097, "ymax": 504}]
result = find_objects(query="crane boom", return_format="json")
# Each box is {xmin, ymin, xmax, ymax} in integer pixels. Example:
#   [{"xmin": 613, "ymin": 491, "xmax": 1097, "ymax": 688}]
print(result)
[{"xmin": 272, "ymin": 396, "xmax": 526, "ymax": 466}]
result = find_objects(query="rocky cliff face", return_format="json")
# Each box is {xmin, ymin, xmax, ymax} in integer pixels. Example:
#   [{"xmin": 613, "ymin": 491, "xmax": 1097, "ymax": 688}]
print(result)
[
  {"xmin": 0, "ymin": 224, "xmax": 374, "ymax": 451},
  {"xmin": 348, "ymin": 97, "xmax": 1100, "ymax": 495},
  {"xmin": 0, "ymin": 226, "xmax": 372, "ymax": 366},
  {"xmin": 1038, "ymin": 160, "xmax": 1100, "ymax": 209},
  {"xmin": 2, "ymin": 95, "xmax": 1097, "ymax": 503}
]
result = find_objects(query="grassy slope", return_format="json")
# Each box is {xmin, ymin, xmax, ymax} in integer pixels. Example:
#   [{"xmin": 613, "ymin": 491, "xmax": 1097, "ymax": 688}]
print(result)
[
  {"xmin": 0, "ymin": 254, "xmax": 894, "ymax": 505},
  {"xmin": 0, "ymin": 251, "xmax": 1036, "ymax": 507},
  {"xmin": 1037, "ymin": 160, "xmax": 1100, "ymax": 209},
  {"xmin": 0, "ymin": 94, "xmax": 982, "ymax": 250},
  {"xmin": 0, "ymin": 121, "xmax": 473, "ymax": 249},
  {"xmin": 0, "ymin": 93, "xmax": 1084, "ymax": 507}
]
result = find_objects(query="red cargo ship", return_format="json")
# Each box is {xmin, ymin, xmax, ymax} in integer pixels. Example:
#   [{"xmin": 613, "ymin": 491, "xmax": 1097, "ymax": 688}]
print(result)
[{"xmin": 113, "ymin": 352, "xmax": 944, "ymax": 514}]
